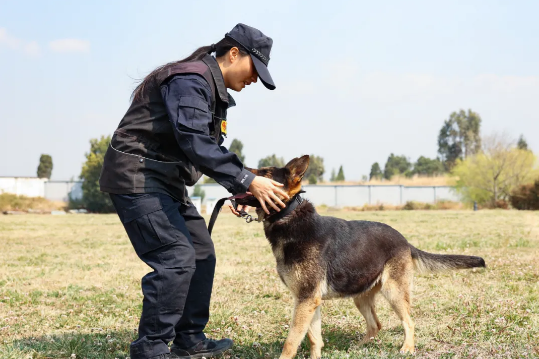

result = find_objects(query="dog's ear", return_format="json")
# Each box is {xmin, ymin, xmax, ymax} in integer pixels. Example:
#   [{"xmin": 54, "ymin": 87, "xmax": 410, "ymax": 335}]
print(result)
[
  {"xmin": 245, "ymin": 167, "xmax": 258, "ymax": 175},
  {"xmin": 285, "ymin": 155, "xmax": 310, "ymax": 183}
]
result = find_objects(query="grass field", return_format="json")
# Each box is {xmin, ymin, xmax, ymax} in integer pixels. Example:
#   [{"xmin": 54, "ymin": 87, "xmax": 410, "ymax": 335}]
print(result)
[{"xmin": 1, "ymin": 210, "xmax": 538, "ymax": 359}]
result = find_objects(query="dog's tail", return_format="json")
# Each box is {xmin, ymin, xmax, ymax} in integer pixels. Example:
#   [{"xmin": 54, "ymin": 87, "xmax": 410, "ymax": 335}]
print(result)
[{"xmin": 410, "ymin": 245, "xmax": 486, "ymax": 273}]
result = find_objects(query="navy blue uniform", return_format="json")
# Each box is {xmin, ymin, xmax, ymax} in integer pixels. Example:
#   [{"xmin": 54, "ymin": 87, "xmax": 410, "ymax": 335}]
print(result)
[
  {"xmin": 160, "ymin": 73, "xmax": 254, "ymax": 192},
  {"xmin": 104, "ymin": 56, "xmax": 254, "ymax": 359}
]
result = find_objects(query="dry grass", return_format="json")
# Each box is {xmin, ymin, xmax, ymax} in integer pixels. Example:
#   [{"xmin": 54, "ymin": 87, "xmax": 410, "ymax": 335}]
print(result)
[
  {"xmin": 0, "ymin": 193, "xmax": 66, "ymax": 213},
  {"xmin": 1, "ymin": 210, "xmax": 538, "ymax": 358}
]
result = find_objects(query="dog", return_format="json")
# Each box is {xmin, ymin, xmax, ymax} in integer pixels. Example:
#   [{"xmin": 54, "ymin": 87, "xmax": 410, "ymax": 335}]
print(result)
[{"xmin": 236, "ymin": 155, "xmax": 486, "ymax": 359}]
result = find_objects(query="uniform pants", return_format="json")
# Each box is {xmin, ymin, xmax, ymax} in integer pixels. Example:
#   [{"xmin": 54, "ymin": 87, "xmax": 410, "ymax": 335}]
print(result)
[{"xmin": 110, "ymin": 193, "xmax": 215, "ymax": 359}]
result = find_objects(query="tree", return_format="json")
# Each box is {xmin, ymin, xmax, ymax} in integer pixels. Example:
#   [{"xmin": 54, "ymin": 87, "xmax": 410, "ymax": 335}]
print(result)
[
  {"xmin": 258, "ymin": 154, "xmax": 285, "ymax": 168},
  {"xmin": 79, "ymin": 135, "xmax": 115, "ymax": 213},
  {"xmin": 37, "ymin": 154, "xmax": 53, "ymax": 179},
  {"xmin": 308, "ymin": 174, "xmax": 318, "ymax": 184},
  {"xmin": 413, "ymin": 156, "xmax": 444, "ymax": 176},
  {"xmin": 330, "ymin": 169, "xmax": 336, "ymax": 182},
  {"xmin": 438, "ymin": 109, "xmax": 482, "ymax": 171},
  {"xmin": 369, "ymin": 162, "xmax": 382, "ymax": 180},
  {"xmin": 383, "ymin": 154, "xmax": 411, "ymax": 180},
  {"xmin": 229, "ymin": 138, "xmax": 245, "ymax": 163},
  {"xmin": 192, "ymin": 184, "xmax": 206, "ymax": 201},
  {"xmin": 203, "ymin": 176, "xmax": 217, "ymax": 183},
  {"xmin": 517, "ymin": 135, "xmax": 529, "ymax": 151},
  {"xmin": 452, "ymin": 133, "xmax": 539, "ymax": 207},
  {"xmin": 303, "ymin": 155, "xmax": 325, "ymax": 182},
  {"xmin": 335, "ymin": 166, "xmax": 345, "ymax": 181}
]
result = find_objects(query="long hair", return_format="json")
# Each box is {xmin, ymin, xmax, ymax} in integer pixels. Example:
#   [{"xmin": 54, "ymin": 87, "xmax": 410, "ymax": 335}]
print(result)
[{"xmin": 131, "ymin": 37, "xmax": 249, "ymax": 101}]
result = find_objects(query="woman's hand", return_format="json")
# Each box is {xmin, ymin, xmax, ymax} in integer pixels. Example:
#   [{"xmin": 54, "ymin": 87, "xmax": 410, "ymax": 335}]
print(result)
[
  {"xmin": 228, "ymin": 203, "xmax": 251, "ymax": 217},
  {"xmin": 248, "ymin": 176, "xmax": 290, "ymax": 214}
]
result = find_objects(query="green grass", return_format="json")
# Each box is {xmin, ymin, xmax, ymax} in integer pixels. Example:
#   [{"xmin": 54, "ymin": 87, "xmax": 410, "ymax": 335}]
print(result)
[{"xmin": 1, "ymin": 210, "xmax": 538, "ymax": 358}]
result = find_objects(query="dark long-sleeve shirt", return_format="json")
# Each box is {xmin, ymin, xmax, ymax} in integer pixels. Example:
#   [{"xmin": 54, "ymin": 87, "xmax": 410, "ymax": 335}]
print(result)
[{"xmin": 160, "ymin": 74, "xmax": 255, "ymax": 194}]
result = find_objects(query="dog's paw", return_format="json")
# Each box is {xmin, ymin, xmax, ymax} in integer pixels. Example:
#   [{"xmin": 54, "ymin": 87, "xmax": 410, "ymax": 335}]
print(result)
[{"xmin": 399, "ymin": 344, "xmax": 415, "ymax": 355}]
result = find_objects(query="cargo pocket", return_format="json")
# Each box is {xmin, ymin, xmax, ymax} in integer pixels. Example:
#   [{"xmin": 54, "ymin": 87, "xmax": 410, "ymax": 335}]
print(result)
[{"xmin": 120, "ymin": 195, "xmax": 180, "ymax": 257}]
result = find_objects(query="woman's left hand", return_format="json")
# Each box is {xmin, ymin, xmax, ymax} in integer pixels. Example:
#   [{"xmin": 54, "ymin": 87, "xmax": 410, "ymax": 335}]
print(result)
[{"xmin": 228, "ymin": 203, "xmax": 251, "ymax": 217}]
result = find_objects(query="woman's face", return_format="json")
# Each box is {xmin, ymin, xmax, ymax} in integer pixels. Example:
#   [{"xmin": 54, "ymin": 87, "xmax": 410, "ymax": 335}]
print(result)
[{"xmin": 220, "ymin": 47, "xmax": 258, "ymax": 92}]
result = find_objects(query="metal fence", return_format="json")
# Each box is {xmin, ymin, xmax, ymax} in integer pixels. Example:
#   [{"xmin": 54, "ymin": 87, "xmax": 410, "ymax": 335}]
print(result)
[
  {"xmin": 188, "ymin": 184, "xmax": 459, "ymax": 207},
  {"xmin": 44, "ymin": 181, "xmax": 83, "ymax": 202},
  {"xmin": 2, "ymin": 177, "xmax": 459, "ymax": 206}
]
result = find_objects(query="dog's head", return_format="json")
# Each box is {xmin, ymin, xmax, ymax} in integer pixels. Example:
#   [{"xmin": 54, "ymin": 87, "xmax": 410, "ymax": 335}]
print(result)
[{"xmin": 234, "ymin": 155, "xmax": 310, "ymax": 208}]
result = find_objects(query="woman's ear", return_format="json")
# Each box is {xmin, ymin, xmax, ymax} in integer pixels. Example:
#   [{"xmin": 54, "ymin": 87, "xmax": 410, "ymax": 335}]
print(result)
[{"xmin": 229, "ymin": 47, "xmax": 240, "ymax": 63}]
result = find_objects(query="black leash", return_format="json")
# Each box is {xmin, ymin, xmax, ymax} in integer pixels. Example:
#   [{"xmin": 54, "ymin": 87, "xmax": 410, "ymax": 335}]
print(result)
[
  {"xmin": 207, "ymin": 190, "xmax": 306, "ymax": 236},
  {"xmin": 207, "ymin": 196, "xmax": 261, "ymax": 235}
]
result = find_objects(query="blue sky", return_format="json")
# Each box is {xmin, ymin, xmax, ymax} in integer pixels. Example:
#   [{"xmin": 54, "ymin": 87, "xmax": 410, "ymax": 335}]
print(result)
[{"xmin": 1, "ymin": 0, "xmax": 538, "ymax": 180}]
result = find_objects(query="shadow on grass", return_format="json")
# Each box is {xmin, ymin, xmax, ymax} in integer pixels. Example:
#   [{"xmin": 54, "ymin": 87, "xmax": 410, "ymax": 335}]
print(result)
[
  {"xmin": 228, "ymin": 325, "xmax": 396, "ymax": 359},
  {"xmin": 2, "ymin": 330, "xmax": 136, "ymax": 359},
  {"xmin": 3, "ymin": 326, "xmax": 402, "ymax": 359}
]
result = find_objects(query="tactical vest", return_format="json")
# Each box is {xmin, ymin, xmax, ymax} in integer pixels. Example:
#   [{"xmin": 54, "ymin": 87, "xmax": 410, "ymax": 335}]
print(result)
[{"xmin": 99, "ymin": 54, "xmax": 233, "ymax": 203}]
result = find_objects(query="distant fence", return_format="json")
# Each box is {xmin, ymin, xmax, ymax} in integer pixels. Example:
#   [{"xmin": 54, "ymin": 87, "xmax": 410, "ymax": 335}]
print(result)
[
  {"xmin": 0, "ymin": 177, "xmax": 83, "ymax": 202},
  {"xmin": 44, "ymin": 181, "xmax": 83, "ymax": 202},
  {"xmin": 187, "ymin": 184, "xmax": 459, "ymax": 207},
  {"xmin": 0, "ymin": 177, "xmax": 48, "ymax": 197},
  {"xmin": 1, "ymin": 177, "xmax": 459, "ymax": 206}
]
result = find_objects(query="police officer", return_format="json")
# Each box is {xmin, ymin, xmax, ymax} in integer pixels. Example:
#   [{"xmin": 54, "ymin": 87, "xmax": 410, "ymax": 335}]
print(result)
[{"xmin": 99, "ymin": 24, "xmax": 288, "ymax": 359}]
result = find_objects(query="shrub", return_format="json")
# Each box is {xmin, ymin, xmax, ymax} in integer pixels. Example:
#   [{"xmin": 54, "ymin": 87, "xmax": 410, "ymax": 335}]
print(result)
[
  {"xmin": 510, "ymin": 180, "xmax": 539, "ymax": 210},
  {"xmin": 0, "ymin": 193, "xmax": 64, "ymax": 212}
]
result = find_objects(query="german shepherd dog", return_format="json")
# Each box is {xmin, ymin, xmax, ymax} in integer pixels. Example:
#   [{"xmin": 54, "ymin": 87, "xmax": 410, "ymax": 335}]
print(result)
[{"xmin": 237, "ymin": 155, "xmax": 486, "ymax": 359}]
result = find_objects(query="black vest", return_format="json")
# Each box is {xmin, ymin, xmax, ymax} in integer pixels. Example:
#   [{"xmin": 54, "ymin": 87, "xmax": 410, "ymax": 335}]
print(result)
[{"xmin": 99, "ymin": 54, "xmax": 233, "ymax": 203}]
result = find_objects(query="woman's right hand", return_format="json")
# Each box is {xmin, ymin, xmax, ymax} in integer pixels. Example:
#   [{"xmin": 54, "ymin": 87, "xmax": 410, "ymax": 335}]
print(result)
[{"xmin": 248, "ymin": 176, "xmax": 290, "ymax": 214}]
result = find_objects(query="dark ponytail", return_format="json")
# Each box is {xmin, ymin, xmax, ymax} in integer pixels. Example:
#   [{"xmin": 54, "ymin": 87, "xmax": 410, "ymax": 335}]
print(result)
[{"xmin": 131, "ymin": 37, "xmax": 249, "ymax": 101}]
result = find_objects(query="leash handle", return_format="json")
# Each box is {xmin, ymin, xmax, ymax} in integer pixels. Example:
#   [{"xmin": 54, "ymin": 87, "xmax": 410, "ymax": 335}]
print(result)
[{"xmin": 207, "ymin": 197, "xmax": 230, "ymax": 236}]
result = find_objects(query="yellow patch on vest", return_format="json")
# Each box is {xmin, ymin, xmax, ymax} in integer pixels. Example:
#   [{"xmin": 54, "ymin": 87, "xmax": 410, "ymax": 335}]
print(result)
[{"xmin": 221, "ymin": 120, "xmax": 227, "ymax": 136}]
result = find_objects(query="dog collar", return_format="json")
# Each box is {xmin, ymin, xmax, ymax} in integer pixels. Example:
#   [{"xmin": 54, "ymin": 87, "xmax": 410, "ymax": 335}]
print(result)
[{"xmin": 265, "ymin": 190, "xmax": 306, "ymax": 223}]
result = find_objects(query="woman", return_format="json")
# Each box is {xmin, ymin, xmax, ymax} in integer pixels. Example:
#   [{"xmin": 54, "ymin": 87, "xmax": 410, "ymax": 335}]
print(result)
[{"xmin": 99, "ymin": 24, "xmax": 288, "ymax": 359}]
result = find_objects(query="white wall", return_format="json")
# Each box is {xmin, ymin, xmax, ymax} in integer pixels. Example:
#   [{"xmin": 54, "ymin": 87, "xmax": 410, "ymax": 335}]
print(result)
[
  {"xmin": 1, "ymin": 177, "xmax": 460, "ymax": 206},
  {"xmin": 0, "ymin": 177, "xmax": 47, "ymax": 197}
]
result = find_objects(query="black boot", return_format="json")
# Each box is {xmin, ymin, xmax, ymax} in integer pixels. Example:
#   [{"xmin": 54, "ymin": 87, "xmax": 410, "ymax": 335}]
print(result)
[{"xmin": 170, "ymin": 338, "xmax": 233, "ymax": 358}]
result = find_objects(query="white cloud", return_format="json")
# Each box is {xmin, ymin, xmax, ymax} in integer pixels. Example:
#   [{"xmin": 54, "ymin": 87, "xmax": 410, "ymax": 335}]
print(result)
[
  {"xmin": 49, "ymin": 39, "xmax": 90, "ymax": 53},
  {"xmin": 24, "ymin": 41, "xmax": 40, "ymax": 56},
  {"xmin": 0, "ymin": 27, "xmax": 22, "ymax": 49},
  {"xmin": 0, "ymin": 28, "xmax": 40, "ymax": 56}
]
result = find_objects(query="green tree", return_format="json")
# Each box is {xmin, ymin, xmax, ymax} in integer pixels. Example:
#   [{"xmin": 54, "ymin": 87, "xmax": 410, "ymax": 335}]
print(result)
[
  {"xmin": 308, "ymin": 174, "xmax": 318, "ymax": 184},
  {"xmin": 203, "ymin": 176, "xmax": 217, "ymax": 183},
  {"xmin": 517, "ymin": 135, "xmax": 528, "ymax": 151},
  {"xmin": 303, "ymin": 155, "xmax": 325, "ymax": 182},
  {"xmin": 383, "ymin": 154, "xmax": 411, "ymax": 180},
  {"xmin": 330, "ymin": 169, "xmax": 336, "ymax": 182},
  {"xmin": 37, "ymin": 154, "xmax": 53, "ymax": 179},
  {"xmin": 192, "ymin": 184, "xmax": 206, "ymax": 201},
  {"xmin": 258, "ymin": 154, "xmax": 285, "ymax": 168},
  {"xmin": 452, "ymin": 134, "xmax": 539, "ymax": 207},
  {"xmin": 229, "ymin": 138, "xmax": 245, "ymax": 163},
  {"xmin": 79, "ymin": 135, "xmax": 115, "ymax": 213},
  {"xmin": 438, "ymin": 109, "xmax": 482, "ymax": 171},
  {"xmin": 335, "ymin": 165, "xmax": 345, "ymax": 181},
  {"xmin": 369, "ymin": 162, "xmax": 382, "ymax": 180},
  {"xmin": 413, "ymin": 156, "xmax": 444, "ymax": 176}
]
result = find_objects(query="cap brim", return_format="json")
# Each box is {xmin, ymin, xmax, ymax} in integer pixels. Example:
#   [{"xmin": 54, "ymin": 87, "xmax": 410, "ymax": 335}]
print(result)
[{"xmin": 251, "ymin": 55, "xmax": 275, "ymax": 90}]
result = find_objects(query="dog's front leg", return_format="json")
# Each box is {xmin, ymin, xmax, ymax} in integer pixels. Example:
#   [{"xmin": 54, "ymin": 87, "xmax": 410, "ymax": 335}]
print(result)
[
  {"xmin": 280, "ymin": 296, "xmax": 322, "ymax": 359},
  {"xmin": 307, "ymin": 305, "xmax": 323, "ymax": 359}
]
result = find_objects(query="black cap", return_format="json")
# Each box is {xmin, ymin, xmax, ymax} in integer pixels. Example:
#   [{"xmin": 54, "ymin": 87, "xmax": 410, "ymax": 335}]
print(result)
[{"xmin": 225, "ymin": 23, "xmax": 275, "ymax": 90}]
